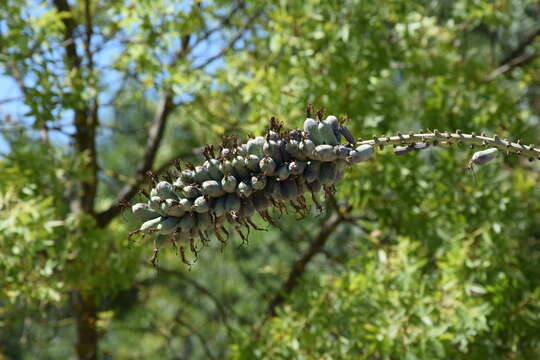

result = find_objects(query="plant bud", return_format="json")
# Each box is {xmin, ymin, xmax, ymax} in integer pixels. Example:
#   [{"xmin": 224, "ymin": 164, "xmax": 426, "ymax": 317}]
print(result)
[
  {"xmin": 221, "ymin": 174, "xmax": 238, "ymax": 193},
  {"xmin": 275, "ymin": 164, "xmax": 290, "ymax": 181},
  {"xmin": 324, "ymin": 115, "xmax": 341, "ymax": 143},
  {"xmin": 182, "ymin": 185, "xmax": 202, "ymax": 199},
  {"xmin": 192, "ymin": 196, "xmax": 209, "ymax": 213},
  {"xmin": 156, "ymin": 181, "xmax": 178, "ymax": 200},
  {"xmin": 339, "ymin": 125, "xmax": 356, "ymax": 144},
  {"xmin": 245, "ymin": 154, "xmax": 261, "ymax": 172},
  {"xmin": 348, "ymin": 144, "xmax": 373, "ymax": 163},
  {"xmin": 317, "ymin": 121, "xmax": 338, "ymax": 145},
  {"xmin": 237, "ymin": 180, "xmax": 253, "ymax": 198},
  {"xmin": 470, "ymin": 148, "xmax": 498, "ymax": 166},
  {"xmin": 193, "ymin": 166, "xmax": 212, "ymax": 183},
  {"xmin": 289, "ymin": 160, "xmax": 306, "ymax": 175},
  {"xmin": 157, "ymin": 216, "xmax": 180, "ymax": 235},
  {"xmin": 132, "ymin": 203, "xmax": 159, "ymax": 221},
  {"xmin": 140, "ymin": 216, "xmax": 163, "ymax": 233},
  {"xmin": 251, "ymin": 175, "xmax": 267, "ymax": 191},
  {"xmin": 260, "ymin": 156, "xmax": 277, "ymax": 176},
  {"xmin": 201, "ymin": 180, "xmax": 225, "ymax": 198},
  {"xmin": 304, "ymin": 161, "xmax": 321, "ymax": 183},
  {"xmin": 313, "ymin": 145, "xmax": 338, "ymax": 162}
]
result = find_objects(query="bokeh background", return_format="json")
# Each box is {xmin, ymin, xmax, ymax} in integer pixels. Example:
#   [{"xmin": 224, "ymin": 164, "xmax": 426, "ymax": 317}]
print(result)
[{"xmin": 1, "ymin": 0, "xmax": 539, "ymax": 359}]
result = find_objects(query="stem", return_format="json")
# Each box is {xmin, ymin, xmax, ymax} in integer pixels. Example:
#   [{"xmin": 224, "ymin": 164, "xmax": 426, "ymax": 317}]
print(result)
[
  {"xmin": 73, "ymin": 292, "xmax": 98, "ymax": 360},
  {"xmin": 357, "ymin": 131, "xmax": 540, "ymax": 160}
]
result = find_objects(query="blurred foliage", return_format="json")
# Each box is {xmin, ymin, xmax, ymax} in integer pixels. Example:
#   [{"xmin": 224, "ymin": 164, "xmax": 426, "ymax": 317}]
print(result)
[{"xmin": 1, "ymin": 0, "xmax": 539, "ymax": 359}]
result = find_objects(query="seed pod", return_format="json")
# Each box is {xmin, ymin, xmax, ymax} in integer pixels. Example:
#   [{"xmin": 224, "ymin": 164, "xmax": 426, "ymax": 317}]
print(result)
[
  {"xmin": 205, "ymin": 159, "xmax": 224, "ymax": 181},
  {"xmin": 177, "ymin": 198, "xmax": 193, "ymax": 211},
  {"xmin": 334, "ymin": 145, "xmax": 353, "ymax": 159},
  {"xmin": 221, "ymin": 174, "xmax": 238, "ymax": 193},
  {"xmin": 414, "ymin": 142, "xmax": 429, "ymax": 150},
  {"xmin": 267, "ymin": 130, "xmax": 280, "ymax": 141},
  {"xmin": 201, "ymin": 180, "xmax": 225, "ymax": 198},
  {"xmin": 313, "ymin": 144, "xmax": 338, "ymax": 162},
  {"xmin": 295, "ymin": 176, "xmax": 308, "ymax": 194},
  {"xmin": 275, "ymin": 164, "xmax": 290, "ymax": 181},
  {"xmin": 299, "ymin": 138, "xmax": 315, "ymax": 158},
  {"xmin": 212, "ymin": 196, "xmax": 227, "ymax": 217},
  {"xmin": 263, "ymin": 140, "xmax": 283, "ymax": 165},
  {"xmin": 304, "ymin": 118, "xmax": 323, "ymax": 145},
  {"xmin": 182, "ymin": 185, "xmax": 201, "ymax": 199},
  {"xmin": 348, "ymin": 144, "xmax": 373, "ymax": 163},
  {"xmin": 289, "ymin": 160, "xmax": 307, "ymax": 175},
  {"xmin": 285, "ymin": 140, "xmax": 307, "ymax": 160},
  {"xmin": 247, "ymin": 136, "xmax": 265, "ymax": 157},
  {"xmin": 304, "ymin": 161, "xmax": 321, "ymax": 183},
  {"xmin": 260, "ymin": 156, "xmax": 277, "ymax": 176},
  {"xmin": 319, "ymin": 162, "xmax": 337, "ymax": 185},
  {"xmin": 394, "ymin": 145, "xmax": 415, "ymax": 156},
  {"xmin": 148, "ymin": 196, "xmax": 164, "ymax": 213},
  {"xmin": 157, "ymin": 216, "xmax": 180, "ymax": 235},
  {"xmin": 221, "ymin": 147, "xmax": 232, "ymax": 159},
  {"xmin": 178, "ymin": 214, "xmax": 195, "ymax": 233},
  {"xmin": 324, "ymin": 115, "xmax": 341, "ymax": 144},
  {"xmin": 132, "ymin": 203, "xmax": 160, "ymax": 221},
  {"xmin": 193, "ymin": 166, "xmax": 211, "ymax": 183},
  {"xmin": 245, "ymin": 154, "xmax": 261, "ymax": 172},
  {"xmin": 238, "ymin": 198, "xmax": 256, "ymax": 218},
  {"xmin": 237, "ymin": 180, "xmax": 253, "ymax": 198},
  {"xmin": 339, "ymin": 125, "xmax": 356, "ymax": 144},
  {"xmin": 251, "ymin": 175, "xmax": 267, "ymax": 191},
  {"xmin": 252, "ymin": 191, "xmax": 271, "ymax": 210},
  {"xmin": 225, "ymin": 193, "xmax": 241, "ymax": 213},
  {"xmin": 195, "ymin": 212, "xmax": 211, "ymax": 231},
  {"xmin": 233, "ymin": 156, "xmax": 250, "ymax": 179},
  {"xmin": 220, "ymin": 160, "xmax": 235, "ymax": 176},
  {"xmin": 162, "ymin": 199, "xmax": 186, "ymax": 217},
  {"xmin": 156, "ymin": 181, "xmax": 178, "ymax": 200},
  {"xmin": 469, "ymin": 148, "xmax": 498, "ymax": 166},
  {"xmin": 307, "ymin": 178, "xmax": 322, "ymax": 193},
  {"xmin": 180, "ymin": 170, "xmax": 195, "ymax": 184},
  {"xmin": 236, "ymin": 144, "xmax": 248, "ymax": 156},
  {"xmin": 317, "ymin": 121, "xmax": 338, "ymax": 145},
  {"xmin": 278, "ymin": 139, "xmax": 292, "ymax": 163},
  {"xmin": 140, "ymin": 216, "xmax": 163, "ymax": 233},
  {"xmin": 280, "ymin": 179, "xmax": 298, "ymax": 200},
  {"xmin": 192, "ymin": 196, "xmax": 209, "ymax": 213}
]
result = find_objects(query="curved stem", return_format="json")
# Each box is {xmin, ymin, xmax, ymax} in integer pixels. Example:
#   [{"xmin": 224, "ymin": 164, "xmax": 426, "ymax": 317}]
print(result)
[{"xmin": 356, "ymin": 131, "xmax": 540, "ymax": 160}]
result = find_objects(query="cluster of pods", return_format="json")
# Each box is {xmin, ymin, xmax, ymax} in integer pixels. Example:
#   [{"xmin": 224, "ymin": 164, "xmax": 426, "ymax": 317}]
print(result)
[{"xmin": 130, "ymin": 112, "xmax": 374, "ymax": 265}]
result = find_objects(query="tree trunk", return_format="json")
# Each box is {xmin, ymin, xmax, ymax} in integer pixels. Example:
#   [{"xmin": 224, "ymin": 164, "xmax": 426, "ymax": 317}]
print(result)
[{"xmin": 73, "ymin": 292, "xmax": 98, "ymax": 360}]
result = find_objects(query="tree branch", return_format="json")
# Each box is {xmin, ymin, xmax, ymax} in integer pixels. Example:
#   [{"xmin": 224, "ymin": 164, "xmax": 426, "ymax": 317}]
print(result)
[
  {"xmin": 499, "ymin": 28, "xmax": 540, "ymax": 66},
  {"xmin": 266, "ymin": 209, "xmax": 349, "ymax": 317}
]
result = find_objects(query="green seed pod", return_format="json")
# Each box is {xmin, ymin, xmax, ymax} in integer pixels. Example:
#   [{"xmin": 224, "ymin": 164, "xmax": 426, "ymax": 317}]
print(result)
[
  {"xmin": 178, "ymin": 214, "xmax": 195, "ymax": 233},
  {"xmin": 182, "ymin": 185, "xmax": 201, "ymax": 199},
  {"xmin": 247, "ymin": 136, "xmax": 265, "ymax": 157},
  {"xmin": 334, "ymin": 145, "xmax": 352, "ymax": 159},
  {"xmin": 221, "ymin": 174, "xmax": 238, "ymax": 193},
  {"xmin": 304, "ymin": 161, "xmax": 321, "ymax": 183},
  {"xmin": 251, "ymin": 175, "xmax": 267, "ymax": 191},
  {"xmin": 132, "ymin": 203, "xmax": 160, "ymax": 221},
  {"xmin": 348, "ymin": 144, "xmax": 373, "ymax": 163},
  {"xmin": 221, "ymin": 147, "xmax": 232, "ymax": 159},
  {"xmin": 236, "ymin": 144, "xmax": 248, "ymax": 157},
  {"xmin": 140, "ymin": 216, "xmax": 163, "ymax": 233},
  {"xmin": 238, "ymin": 198, "xmax": 256, "ymax": 218},
  {"xmin": 233, "ymin": 156, "xmax": 250, "ymax": 179},
  {"xmin": 307, "ymin": 178, "xmax": 322, "ymax": 193},
  {"xmin": 313, "ymin": 144, "xmax": 338, "ymax": 162},
  {"xmin": 263, "ymin": 140, "xmax": 283, "ymax": 165},
  {"xmin": 264, "ymin": 177, "xmax": 280, "ymax": 198},
  {"xmin": 304, "ymin": 118, "xmax": 323, "ymax": 145},
  {"xmin": 212, "ymin": 196, "xmax": 227, "ymax": 217},
  {"xmin": 319, "ymin": 162, "xmax": 337, "ymax": 185},
  {"xmin": 192, "ymin": 196, "xmax": 209, "ymax": 213},
  {"xmin": 278, "ymin": 139, "xmax": 292, "ymax": 163},
  {"xmin": 252, "ymin": 191, "xmax": 271, "ymax": 210},
  {"xmin": 162, "ymin": 199, "xmax": 186, "ymax": 217},
  {"xmin": 324, "ymin": 115, "xmax": 341, "ymax": 144},
  {"xmin": 205, "ymin": 159, "xmax": 224, "ymax": 181},
  {"xmin": 195, "ymin": 212, "xmax": 211, "ymax": 231},
  {"xmin": 177, "ymin": 198, "xmax": 193, "ymax": 211},
  {"xmin": 471, "ymin": 147, "xmax": 498, "ymax": 165},
  {"xmin": 157, "ymin": 216, "xmax": 180, "ymax": 235},
  {"xmin": 245, "ymin": 154, "xmax": 261, "ymax": 172},
  {"xmin": 317, "ymin": 121, "xmax": 338, "ymax": 146},
  {"xmin": 220, "ymin": 160, "xmax": 235, "ymax": 176},
  {"xmin": 155, "ymin": 181, "xmax": 178, "ymax": 200},
  {"xmin": 225, "ymin": 193, "xmax": 241, "ymax": 213},
  {"xmin": 180, "ymin": 170, "xmax": 195, "ymax": 184},
  {"xmin": 267, "ymin": 130, "xmax": 280, "ymax": 141},
  {"xmin": 149, "ymin": 196, "xmax": 164, "ymax": 213},
  {"xmin": 289, "ymin": 160, "xmax": 307, "ymax": 176},
  {"xmin": 260, "ymin": 156, "xmax": 277, "ymax": 176},
  {"xmin": 193, "ymin": 165, "xmax": 212, "ymax": 183},
  {"xmin": 300, "ymin": 139, "xmax": 316, "ymax": 158},
  {"xmin": 285, "ymin": 140, "xmax": 307, "ymax": 160},
  {"xmin": 237, "ymin": 180, "xmax": 253, "ymax": 198},
  {"xmin": 394, "ymin": 145, "xmax": 415, "ymax": 156},
  {"xmin": 201, "ymin": 180, "xmax": 225, "ymax": 198},
  {"xmin": 339, "ymin": 125, "xmax": 356, "ymax": 144},
  {"xmin": 280, "ymin": 179, "xmax": 298, "ymax": 201},
  {"xmin": 275, "ymin": 164, "xmax": 290, "ymax": 181},
  {"xmin": 295, "ymin": 176, "xmax": 308, "ymax": 194}
]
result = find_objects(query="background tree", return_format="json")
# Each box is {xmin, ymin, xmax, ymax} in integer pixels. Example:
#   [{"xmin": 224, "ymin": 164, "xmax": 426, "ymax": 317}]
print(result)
[{"xmin": 1, "ymin": 0, "xmax": 539, "ymax": 359}]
